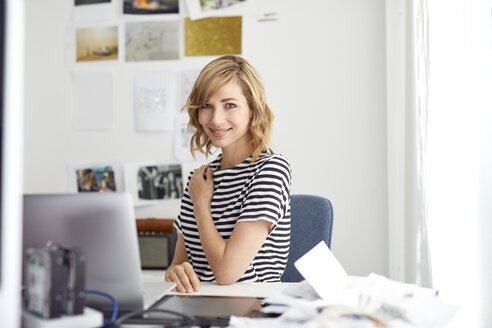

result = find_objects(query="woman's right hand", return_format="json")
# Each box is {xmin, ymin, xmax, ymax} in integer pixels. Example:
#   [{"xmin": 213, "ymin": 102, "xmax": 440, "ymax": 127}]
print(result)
[{"xmin": 165, "ymin": 262, "xmax": 200, "ymax": 293}]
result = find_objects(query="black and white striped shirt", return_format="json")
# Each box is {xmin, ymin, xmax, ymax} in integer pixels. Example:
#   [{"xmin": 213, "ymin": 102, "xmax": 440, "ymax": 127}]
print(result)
[{"xmin": 174, "ymin": 151, "xmax": 292, "ymax": 282}]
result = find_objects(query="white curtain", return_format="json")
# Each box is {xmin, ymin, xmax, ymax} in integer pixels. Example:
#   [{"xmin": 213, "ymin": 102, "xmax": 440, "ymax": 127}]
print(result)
[
  {"xmin": 413, "ymin": 0, "xmax": 432, "ymax": 288},
  {"xmin": 386, "ymin": 0, "xmax": 433, "ymax": 286},
  {"xmin": 426, "ymin": 0, "xmax": 492, "ymax": 327}
]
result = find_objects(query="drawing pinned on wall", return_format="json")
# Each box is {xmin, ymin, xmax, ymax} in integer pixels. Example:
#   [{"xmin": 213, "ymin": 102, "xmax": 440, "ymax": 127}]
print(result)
[
  {"xmin": 67, "ymin": 162, "xmax": 123, "ymax": 193},
  {"xmin": 76, "ymin": 26, "xmax": 118, "ymax": 62},
  {"xmin": 125, "ymin": 20, "xmax": 180, "ymax": 61},
  {"xmin": 185, "ymin": 0, "xmax": 247, "ymax": 20},
  {"xmin": 134, "ymin": 70, "xmax": 175, "ymax": 132},
  {"xmin": 123, "ymin": 0, "xmax": 179, "ymax": 15},
  {"xmin": 71, "ymin": 70, "xmax": 113, "ymax": 130},
  {"xmin": 184, "ymin": 16, "xmax": 242, "ymax": 56},
  {"xmin": 124, "ymin": 162, "xmax": 184, "ymax": 206},
  {"xmin": 174, "ymin": 69, "xmax": 204, "ymax": 162},
  {"xmin": 73, "ymin": 0, "xmax": 113, "ymax": 22}
]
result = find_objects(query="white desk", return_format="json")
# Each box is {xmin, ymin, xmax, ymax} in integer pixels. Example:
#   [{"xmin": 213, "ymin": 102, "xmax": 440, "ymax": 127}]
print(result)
[{"xmin": 141, "ymin": 269, "xmax": 298, "ymax": 298}]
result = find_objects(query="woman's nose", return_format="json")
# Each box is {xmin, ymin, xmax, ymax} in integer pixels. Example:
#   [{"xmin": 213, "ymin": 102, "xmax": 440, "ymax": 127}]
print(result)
[{"xmin": 211, "ymin": 107, "xmax": 225, "ymax": 123}]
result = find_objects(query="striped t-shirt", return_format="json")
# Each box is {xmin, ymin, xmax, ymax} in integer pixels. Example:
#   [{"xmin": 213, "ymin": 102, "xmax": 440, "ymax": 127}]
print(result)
[{"xmin": 174, "ymin": 151, "xmax": 292, "ymax": 282}]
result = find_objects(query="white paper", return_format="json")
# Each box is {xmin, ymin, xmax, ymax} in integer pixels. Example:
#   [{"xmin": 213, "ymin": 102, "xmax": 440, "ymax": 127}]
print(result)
[
  {"xmin": 71, "ymin": 70, "xmax": 113, "ymax": 130},
  {"xmin": 294, "ymin": 241, "xmax": 351, "ymax": 303},
  {"xmin": 73, "ymin": 1, "xmax": 113, "ymax": 22},
  {"xmin": 177, "ymin": 69, "xmax": 200, "ymax": 110},
  {"xmin": 174, "ymin": 69, "xmax": 206, "ymax": 162},
  {"xmin": 185, "ymin": 0, "xmax": 248, "ymax": 20},
  {"xmin": 134, "ymin": 70, "xmax": 175, "ymax": 132},
  {"xmin": 125, "ymin": 20, "xmax": 180, "ymax": 62}
]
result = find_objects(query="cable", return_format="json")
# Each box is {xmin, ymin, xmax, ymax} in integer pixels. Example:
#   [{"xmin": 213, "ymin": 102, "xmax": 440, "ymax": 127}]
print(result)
[
  {"xmin": 85, "ymin": 289, "xmax": 118, "ymax": 327},
  {"xmin": 112, "ymin": 308, "xmax": 196, "ymax": 327}
]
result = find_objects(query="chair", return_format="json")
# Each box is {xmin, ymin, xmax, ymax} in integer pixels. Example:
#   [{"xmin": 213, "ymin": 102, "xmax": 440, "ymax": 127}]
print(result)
[{"xmin": 280, "ymin": 194, "xmax": 334, "ymax": 282}]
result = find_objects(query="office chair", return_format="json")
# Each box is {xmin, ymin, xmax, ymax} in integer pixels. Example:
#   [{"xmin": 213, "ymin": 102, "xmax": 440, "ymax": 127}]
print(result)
[{"xmin": 280, "ymin": 194, "xmax": 334, "ymax": 282}]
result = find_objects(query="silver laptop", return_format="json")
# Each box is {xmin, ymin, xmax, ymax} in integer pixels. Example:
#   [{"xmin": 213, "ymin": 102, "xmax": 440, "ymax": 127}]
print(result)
[{"xmin": 23, "ymin": 192, "xmax": 174, "ymax": 313}]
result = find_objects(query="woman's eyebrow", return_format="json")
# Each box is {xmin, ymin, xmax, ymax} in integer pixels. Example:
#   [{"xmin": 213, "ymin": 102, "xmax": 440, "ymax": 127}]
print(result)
[{"xmin": 221, "ymin": 97, "xmax": 239, "ymax": 102}]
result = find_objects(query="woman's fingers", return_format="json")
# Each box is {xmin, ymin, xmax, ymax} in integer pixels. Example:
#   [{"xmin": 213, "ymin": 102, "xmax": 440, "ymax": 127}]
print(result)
[
  {"xmin": 184, "ymin": 263, "xmax": 200, "ymax": 291},
  {"xmin": 166, "ymin": 262, "xmax": 200, "ymax": 293}
]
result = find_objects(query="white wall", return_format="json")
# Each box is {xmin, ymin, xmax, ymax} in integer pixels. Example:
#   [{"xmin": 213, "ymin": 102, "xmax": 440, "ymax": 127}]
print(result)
[{"xmin": 24, "ymin": 0, "xmax": 387, "ymax": 277}]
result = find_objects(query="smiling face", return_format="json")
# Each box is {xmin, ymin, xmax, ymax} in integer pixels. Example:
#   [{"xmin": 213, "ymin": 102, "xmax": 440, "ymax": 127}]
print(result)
[{"xmin": 198, "ymin": 82, "xmax": 253, "ymax": 156}]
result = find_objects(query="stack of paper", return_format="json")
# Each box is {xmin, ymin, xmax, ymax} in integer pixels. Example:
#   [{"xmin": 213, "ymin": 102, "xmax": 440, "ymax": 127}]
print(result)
[{"xmin": 230, "ymin": 241, "xmax": 459, "ymax": 328}]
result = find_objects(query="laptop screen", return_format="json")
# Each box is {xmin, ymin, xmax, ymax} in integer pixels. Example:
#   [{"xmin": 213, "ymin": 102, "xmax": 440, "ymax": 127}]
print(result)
[
  {"xmin": 23, "ymin": 193, "xmax": 144, "ymax": 313},
  {"xmin": 151, "ymin": 295, "xmax": 262, "ymax": 319}
]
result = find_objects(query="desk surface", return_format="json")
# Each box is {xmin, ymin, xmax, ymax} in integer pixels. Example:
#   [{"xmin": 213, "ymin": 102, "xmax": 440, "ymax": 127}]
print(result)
[{"xmin": 141, "ymin": 269, "xmax": 298, "ymax": 299}]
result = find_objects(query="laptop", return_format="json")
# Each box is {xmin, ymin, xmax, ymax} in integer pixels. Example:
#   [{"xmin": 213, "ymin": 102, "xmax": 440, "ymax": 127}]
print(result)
[{"xmin": 22, "ymin": 193, "xmax": 174, "ymax": 315}]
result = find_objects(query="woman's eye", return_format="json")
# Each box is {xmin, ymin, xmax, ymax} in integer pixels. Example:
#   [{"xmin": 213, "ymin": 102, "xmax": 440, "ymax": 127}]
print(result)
[
  {"xmin": 200, "ymin": 104, "xmax": 212, "ymax": 110},
  {"xmin": 225, "ymin": 103, "xmax": 237, "ymax": 109}
]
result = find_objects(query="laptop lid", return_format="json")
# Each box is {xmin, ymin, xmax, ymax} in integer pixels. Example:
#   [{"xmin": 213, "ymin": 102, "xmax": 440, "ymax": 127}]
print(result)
[{"xmin": 23, "ymin": 193, "xmax": 144, "ymax": 313}]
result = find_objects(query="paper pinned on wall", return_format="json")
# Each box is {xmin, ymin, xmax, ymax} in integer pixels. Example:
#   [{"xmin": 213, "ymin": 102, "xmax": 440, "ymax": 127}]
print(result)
[
  {"xmin": 185, "ymin": 0, "xmax": 247, "ymax": 21},
  {"xmin": 71, "ymin": 70, "xmax": 113, "ymax": 130},
  {"xmin": 124, "ymin": 161, "xmax": 184, "ymax": 206},
  {"xmin": 174, "ymin": 70, "xmax": 208, "ymax": 162},
  {"xmin": 134, "ymin": 70, "xmax": 175, "ymax": 132},
  {"xmin": 125, "ymin": 20, "xmax": 180, "ymax": 62},
  {"xmin": 73, "ymin": 0, "xmax": 113, "ymax": 22}
]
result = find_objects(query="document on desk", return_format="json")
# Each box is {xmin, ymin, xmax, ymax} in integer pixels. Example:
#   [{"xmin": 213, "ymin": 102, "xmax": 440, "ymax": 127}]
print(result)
[{"xmin": 294, "ymin": 241, "xmax": 351, "ymax": 303}]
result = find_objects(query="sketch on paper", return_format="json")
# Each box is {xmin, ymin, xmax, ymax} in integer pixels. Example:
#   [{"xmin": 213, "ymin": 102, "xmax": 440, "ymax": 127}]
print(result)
[
  {"xmin": 76, "ymin": 166, "xmax": 117, "ymax": 192},
  {"xmin": 199, "ymin": 0, "xmax": 246, "ymax": 12},
  {"xmin": 125, "ymin": 20, "xmax": 179, "ymax": 61},
  {"xmin": 123, "ymin": 0, "xmax": 179, "ymax": 15},
  {"xmin": 174, "ymin": 70, "xmax": 203, "ymax": 162},
  {"xmin": 76, "ymin": 26, "xmax": 118, "ymax": 62},
  {"xmin": 133, "ymin": 70, "xmax": 175, "ymax": 131},
  {"xmin": 186, "ymin": 0, "xmax": 246, "ymax": 20}
]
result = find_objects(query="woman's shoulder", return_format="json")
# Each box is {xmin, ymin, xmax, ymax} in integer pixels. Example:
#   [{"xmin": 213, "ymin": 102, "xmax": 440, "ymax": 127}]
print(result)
[
  {"xmin": 253, "ymin": 151, "xmax": 292, "ymax": 181},
  {"xmin": 257, "ymin": 151, "xmax": 291, "ymax": 168}
]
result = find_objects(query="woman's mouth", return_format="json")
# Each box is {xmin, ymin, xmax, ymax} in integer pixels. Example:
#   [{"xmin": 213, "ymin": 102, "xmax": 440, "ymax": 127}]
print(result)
[{"xmin": 210, "ymin": 128, "xmax": 231, "ymax": 137}]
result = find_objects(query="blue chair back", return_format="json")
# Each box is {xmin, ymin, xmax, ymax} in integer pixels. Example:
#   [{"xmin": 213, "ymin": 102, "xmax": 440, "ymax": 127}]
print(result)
[{"xmin": 281, "ymin": 194, "xmax": 334, "ymax": 282}]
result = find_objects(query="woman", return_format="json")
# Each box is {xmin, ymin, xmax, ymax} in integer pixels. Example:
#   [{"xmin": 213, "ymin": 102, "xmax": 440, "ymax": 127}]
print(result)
[{"xmin": 165, "ymin": 55, "xmax": 292, "ymax": 293}]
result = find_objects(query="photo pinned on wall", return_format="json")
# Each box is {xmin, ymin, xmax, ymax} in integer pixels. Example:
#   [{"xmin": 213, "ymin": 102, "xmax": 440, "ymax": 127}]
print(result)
[
  {"xmin": 67, "ymin": 162, "xmax": 124, "ymax": 193},
  {"xmin": 124, "ymin": 162, "xmax": 184, "ymax": 206},
  {"xmin": 185, "ymin": 0, "xmax": 247, "ymax": 20},
  {"xmin": 123, "ymin": 0, "xmax": 179, "ymax": 15},
  {"xmin": 73, "ymin": 0, "xmax": 113, "ymax": 22},
  {"xmin": 76, "ymin": 26, "xmax": 118, "ymax": 62},
  {"xmin": 133, "ymin": 70, "xmax": 175, "ymax": 132},
  {"xmin": 184, "ymin": 16, "xmax": 242, "ymax": 56},
  {"xmin": 125, "ymin": 20, "xmax": 179, "ymax": 62}
]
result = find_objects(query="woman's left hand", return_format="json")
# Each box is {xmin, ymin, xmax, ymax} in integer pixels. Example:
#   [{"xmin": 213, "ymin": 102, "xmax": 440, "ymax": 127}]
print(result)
[{"xmin": 188, "ymin": 165, "xmax": 214, "ymax": 210}]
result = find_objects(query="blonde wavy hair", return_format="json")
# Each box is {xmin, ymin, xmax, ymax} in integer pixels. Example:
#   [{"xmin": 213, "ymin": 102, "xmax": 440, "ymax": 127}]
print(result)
[{"xmin": 182, "ymin": 55, "xmax": 274, "ymax": 162}]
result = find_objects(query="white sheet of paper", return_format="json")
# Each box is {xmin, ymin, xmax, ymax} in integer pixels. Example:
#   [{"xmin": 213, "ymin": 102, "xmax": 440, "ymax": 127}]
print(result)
[
  {"xmin": 294, "ymin": 241, "xmax": 351, "ymax": 303},
  {"xmin": 71, "ymin": 70, "xmax": 113, "ymax": 130},
  {"xmin": 174, "ymin": 70, "xmax": 202, "ymax": 162},
  {"xmin": 134, "ymin": 71, "xmax": 175, "ymax": 132},
  {"xmin": 73, "ymin": 2, "xmax": 113, "ymax": 22},
  {"xmin": 185, "ymin": 0, "xmax": 249, "ymax": 20}
]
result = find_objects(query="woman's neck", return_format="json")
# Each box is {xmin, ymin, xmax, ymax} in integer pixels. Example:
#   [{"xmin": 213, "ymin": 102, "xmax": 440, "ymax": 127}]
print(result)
[{"xmin": 220, "ymin": 144, "xmax": 253, "ymax": 170}]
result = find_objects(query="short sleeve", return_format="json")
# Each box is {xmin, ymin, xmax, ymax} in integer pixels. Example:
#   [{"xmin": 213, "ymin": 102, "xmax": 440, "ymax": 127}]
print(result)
[
  {"xmin": 173, "ymin": 171, "xmax": 194, "ymax": 235},
  {"xmin": 237, "ymin": 155, "xmax": 292, "ymax": 228}
]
